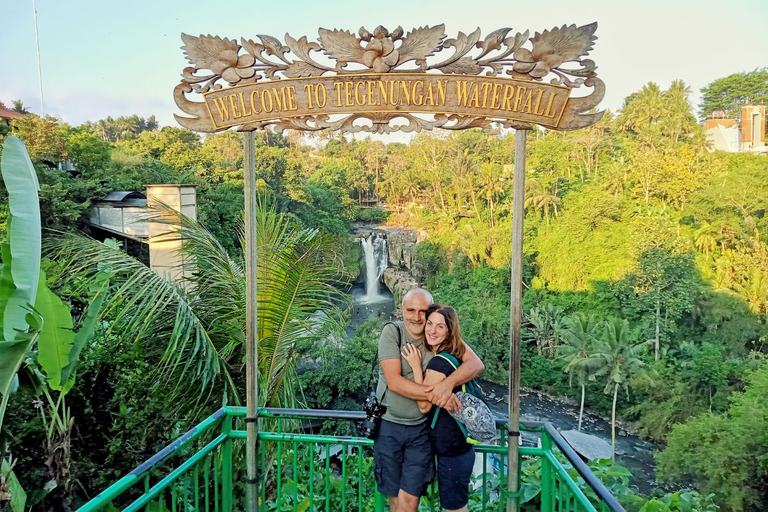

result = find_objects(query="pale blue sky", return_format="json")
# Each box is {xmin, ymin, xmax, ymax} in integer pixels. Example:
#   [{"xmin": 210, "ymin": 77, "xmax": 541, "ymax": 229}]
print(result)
[{"xmin": 1, "ymin": 0, "xmax": 766, "ymax": 129}]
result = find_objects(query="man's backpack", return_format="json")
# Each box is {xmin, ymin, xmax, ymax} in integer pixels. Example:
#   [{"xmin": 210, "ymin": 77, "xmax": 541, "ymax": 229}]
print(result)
[{"xmin": 430, "ymin": 352, "xmax": 499, "ymax": 445}]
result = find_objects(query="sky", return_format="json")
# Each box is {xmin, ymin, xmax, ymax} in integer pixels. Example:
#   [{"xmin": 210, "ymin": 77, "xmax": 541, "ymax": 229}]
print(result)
[{"xmin": 1, "ymin": 0, "xmax": 767, "ymax": 132}]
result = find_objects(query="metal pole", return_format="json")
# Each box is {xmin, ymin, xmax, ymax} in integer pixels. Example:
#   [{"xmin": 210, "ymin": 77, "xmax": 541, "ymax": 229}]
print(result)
[
  {"xmin": 32, "ymin": 0, "xmax": 45, "ymax": 116},
  {"xmin": 507, "ymin": 129, "xmax": 527, "ymax": 512},
  {"xmin": 243, "ymin": 130, "xmax": 259, "ymax": 512}
]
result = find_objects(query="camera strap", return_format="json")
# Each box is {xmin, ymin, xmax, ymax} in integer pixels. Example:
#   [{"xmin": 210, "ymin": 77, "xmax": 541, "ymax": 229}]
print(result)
[{"xmin": 366, "ymin": 321, "xmax": 402, "ymax": 402}]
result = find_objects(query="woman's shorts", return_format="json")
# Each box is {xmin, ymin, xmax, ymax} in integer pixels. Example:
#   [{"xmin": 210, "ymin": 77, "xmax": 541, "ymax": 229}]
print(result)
[{"xmin": 436, "ymin": 447, "xmax": 475, "ymax": 510}]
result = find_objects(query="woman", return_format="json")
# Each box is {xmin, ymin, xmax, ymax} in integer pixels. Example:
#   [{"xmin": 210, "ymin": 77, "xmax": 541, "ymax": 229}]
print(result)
[{"xmin": 402, "ymin": 304, "xmax": 476, "ymax": 512}]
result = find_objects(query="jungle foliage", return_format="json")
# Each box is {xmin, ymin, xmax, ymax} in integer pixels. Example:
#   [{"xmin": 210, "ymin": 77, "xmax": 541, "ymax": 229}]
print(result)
[{"xmin": 1, "ymin": 69, "xmax": 767, "ymax": 511}]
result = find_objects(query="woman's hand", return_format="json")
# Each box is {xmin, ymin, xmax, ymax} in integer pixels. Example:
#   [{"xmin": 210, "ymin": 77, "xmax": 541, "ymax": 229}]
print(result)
[{"xmin": 401, "ymin": 343, "xmax": 422, "ymax": 370}]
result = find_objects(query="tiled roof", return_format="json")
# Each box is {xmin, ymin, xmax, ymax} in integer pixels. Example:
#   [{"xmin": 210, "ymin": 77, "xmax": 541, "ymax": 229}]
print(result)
[{"xmin": 0, "ymin": 104, "xmax": 24, "ymax": 120}]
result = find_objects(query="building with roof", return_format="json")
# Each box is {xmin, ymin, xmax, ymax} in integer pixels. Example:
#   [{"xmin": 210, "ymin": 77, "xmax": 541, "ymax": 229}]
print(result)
[
  {"xmin": 704, "ymin": 106, "xmax": 766, "ymax": 153},
  {"xmin": 0, "ymin": 101, "xmax": 24, "ymax": 126},
  {"xmin": 86, "ymin": 184, "xmax": 198, "ymax": 286}
]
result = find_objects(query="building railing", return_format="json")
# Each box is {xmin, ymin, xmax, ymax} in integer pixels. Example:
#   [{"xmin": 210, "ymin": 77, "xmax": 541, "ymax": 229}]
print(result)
[{"xmin": 77, "ymin": 407, "xmax": 626, "ymax": 512}]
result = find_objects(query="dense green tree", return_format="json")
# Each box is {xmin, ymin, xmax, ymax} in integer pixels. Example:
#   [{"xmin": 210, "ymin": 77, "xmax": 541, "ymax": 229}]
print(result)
[
  {"xmin": 658, "ymin": 361, "xmax": 768, "ymax": 511},
  {"xmin": 699, "ymin": 68, "xmax": 768, "ymax": 120},
  {"xmin": 615, "ymin": 246, "xmax": 697, "ymax": 360},
  {"xmin": 65, "ymin": 130, "xmax": 111, "ymax": 174},
  {"xmin": 83, "ymin": 115, "xmax": 158, "ymax": 142},
  {"xmin": 12, "ymin": 114, "xmax": 68, "ymax": 164}
]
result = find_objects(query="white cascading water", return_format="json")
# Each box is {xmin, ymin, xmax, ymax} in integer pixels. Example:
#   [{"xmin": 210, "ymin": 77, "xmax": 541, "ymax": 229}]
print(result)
[{"xmin": 360, "ymin": 233, "xmax": 388, "ymax": 303}]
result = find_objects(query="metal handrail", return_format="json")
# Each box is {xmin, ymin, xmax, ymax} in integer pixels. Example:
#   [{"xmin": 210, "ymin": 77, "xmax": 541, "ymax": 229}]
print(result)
[
  {"xmin": 543, "ymin": 423, "xmax": 627, "ymax": 512},
  {"xmin": 77, "ymin": 406, "xmax": 627, "ymax": 512}
]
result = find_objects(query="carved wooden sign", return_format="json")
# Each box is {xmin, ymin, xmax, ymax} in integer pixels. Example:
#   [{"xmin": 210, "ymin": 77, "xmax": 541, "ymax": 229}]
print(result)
[{"xmin": 174, "ymin": 24, "xmax": 605, "ymax": 134}]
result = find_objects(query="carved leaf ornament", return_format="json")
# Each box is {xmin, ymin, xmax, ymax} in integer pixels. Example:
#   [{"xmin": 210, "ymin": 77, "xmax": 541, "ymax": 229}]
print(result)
[{"xmin": 174, "ymin": 23, "xmax": 605, "ymax": 134}]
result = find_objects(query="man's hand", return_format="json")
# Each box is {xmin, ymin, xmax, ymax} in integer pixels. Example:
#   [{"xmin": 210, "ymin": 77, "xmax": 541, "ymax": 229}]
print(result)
[{"xmin": 425, "ymin": 379, "xmax": 461, "ymax": 409}]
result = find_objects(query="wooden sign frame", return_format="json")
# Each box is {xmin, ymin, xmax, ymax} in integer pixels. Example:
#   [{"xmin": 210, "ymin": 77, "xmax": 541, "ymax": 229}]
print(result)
[{"xmin": 175, "ymin": 23, "xmax": 605, "ymax": 134}]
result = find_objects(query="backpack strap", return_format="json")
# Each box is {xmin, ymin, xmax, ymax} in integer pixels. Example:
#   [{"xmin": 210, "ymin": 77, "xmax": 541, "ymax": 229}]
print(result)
[
  {"xmin": 431, "ymin": 351, "xmax": 466, "ymax": 429},
  {"xmin": 435, "ymin": 353, "xmax": 465, "ymax": 392},
  {"xmin": 369, "ymin": 322, "xmax": 403, "ymax": 402}
]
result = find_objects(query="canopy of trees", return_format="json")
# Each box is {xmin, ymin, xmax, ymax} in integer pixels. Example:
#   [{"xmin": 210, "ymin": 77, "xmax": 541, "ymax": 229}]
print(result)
[{"xmin": 1, "ymin": 69, "xmax": 767, "ymax": 511}]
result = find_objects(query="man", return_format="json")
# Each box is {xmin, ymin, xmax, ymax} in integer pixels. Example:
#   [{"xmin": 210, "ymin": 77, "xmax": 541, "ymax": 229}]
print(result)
[{"xmin": 374, "ymin": 288, "xmax": 484, "ymax": 512}]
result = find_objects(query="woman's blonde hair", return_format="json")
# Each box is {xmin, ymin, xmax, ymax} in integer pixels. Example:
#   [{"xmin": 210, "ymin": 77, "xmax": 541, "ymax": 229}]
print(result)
[{"xmin": 425, "ymin": 304, "xmax": 465, "ymax": 359}]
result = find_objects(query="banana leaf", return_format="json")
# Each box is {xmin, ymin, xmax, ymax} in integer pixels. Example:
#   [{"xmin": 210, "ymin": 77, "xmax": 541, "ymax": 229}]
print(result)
[
  {"xmin": 0, "ymin": 136, "xmax": 41, "ymax": 399},
  {"xmin": 34, "ymin": 269, "xmax": 74, "ymax": 391}
]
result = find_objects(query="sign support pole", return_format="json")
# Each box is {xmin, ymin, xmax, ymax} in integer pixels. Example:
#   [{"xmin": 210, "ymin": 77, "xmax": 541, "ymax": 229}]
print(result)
[
  {"xmin": 243, "ymin": 130, "xmax": 259, "ymax": 512},
  {"xmin": 507, "ymin": 129, "xmax": 527, "ymax": 512}
]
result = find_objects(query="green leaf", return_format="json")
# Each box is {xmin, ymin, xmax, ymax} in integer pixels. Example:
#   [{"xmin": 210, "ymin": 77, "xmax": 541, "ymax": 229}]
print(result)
[
  {"xmin": 0, "ymin": 136, "xmax": 41, "ymax": 402},
  {"xmin": 0, "ymin": 328, "xmax": 40, "ymax": 400},
  {"xmin": 1, "ymin": 459, "xmax": 27, "ymax": 512},
  {"xmin": 34, "ymin": 270, "xmax": 74, "ymax": 391},
  {"xmin": 520, "ymin": 481, "xmax": 541, "ymax": 503},
  {"xmin": 60, "ymin": 270, "xmax": 110, "ymax": 387},
  {"xmin": 0, "ymin": 137, "xmax": 41, "ymax": 342}
]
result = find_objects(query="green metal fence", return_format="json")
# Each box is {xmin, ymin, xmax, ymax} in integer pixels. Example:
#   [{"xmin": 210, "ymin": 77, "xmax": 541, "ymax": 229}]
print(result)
[{"xmin": 77, "ymin": 407, "xmax": 625, "ymax": 512}]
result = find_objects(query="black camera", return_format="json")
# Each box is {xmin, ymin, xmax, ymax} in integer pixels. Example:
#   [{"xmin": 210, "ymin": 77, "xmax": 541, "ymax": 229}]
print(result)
[{"xmin": 359, "ymin": 393, "xmax": 387, "ymax": 439}]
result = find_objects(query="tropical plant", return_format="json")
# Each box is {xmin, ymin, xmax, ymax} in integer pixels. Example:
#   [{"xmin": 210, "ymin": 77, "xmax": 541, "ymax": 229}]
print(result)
[
  {"xmin": 0, "ymin": 136, "xmax": 42, "ymax": 434},
  {"xmin": 693, "ymin": 222, "xmax": 717, "ymax": 259},
  {"xmin": 587, "ymin": 318, "xmax": 651, "ymax": 458},
  {"xmin": 524, "ymin": 178, "xmax": 561, "ymax": 226},
  {"xmin": 523, "ymin": 304, "xmax": 563, "ymax": 357},
  {"xmin": 557, "ymin": 313, "xmax": 599, "ymax": 431},
  {"xmin": 46, "ymin": 200, "xmax": 349, "ymax": 413},
  {"xmin": 0, "ymin": 136, "xmax": 109, "ymax": 511}
]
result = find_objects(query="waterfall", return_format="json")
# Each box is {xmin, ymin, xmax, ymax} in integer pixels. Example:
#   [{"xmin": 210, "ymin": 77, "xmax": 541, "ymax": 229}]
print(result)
[{"xmin": 360, "ymin": 233, "xmax": 388, "ymax": 303}]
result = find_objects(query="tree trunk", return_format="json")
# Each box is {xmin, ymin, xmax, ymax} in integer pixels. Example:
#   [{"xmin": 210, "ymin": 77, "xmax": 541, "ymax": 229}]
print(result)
[
  {"xmin": 578, "ymin": 384, "xmax": 585, "ymax": 431},
  {"xmin": 489, "ymin": 198, "xmax": 495, "ymax": 228},
  {"xmin": 655, "ymin": 301, "xmax": 661, "ymax": 360},
  {"xmin": 611, "ymin": 383, "xmax": 618, "ymax": 460}
]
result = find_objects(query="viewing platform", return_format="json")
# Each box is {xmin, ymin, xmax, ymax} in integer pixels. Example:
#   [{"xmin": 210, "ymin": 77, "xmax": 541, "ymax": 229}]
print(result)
[{"xmin": 77, "ymin": 407, "xmax": 625, "ymax": 512}]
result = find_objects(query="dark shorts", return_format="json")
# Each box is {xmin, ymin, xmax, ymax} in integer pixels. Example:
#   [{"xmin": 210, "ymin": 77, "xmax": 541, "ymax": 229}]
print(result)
[
  {"xmin": 436, "ymin": 447, "xmax": 475, "ymax": 510},
  {"xmin": 373, "ymin": 419, "xmax": 435, "ymax": 498}
]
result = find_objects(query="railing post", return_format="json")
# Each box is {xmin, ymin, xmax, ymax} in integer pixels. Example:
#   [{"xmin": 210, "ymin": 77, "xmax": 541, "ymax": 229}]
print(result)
[
  {"xmin": 540, "ymin": 430, "xmax": 552, "ymax": 512},
  {"xmin": 222, "ymin": 413, "xmax": 233, "ymax": 512},
  {"xmin": 243, "ymin": 129, "xmax": 260, "ymax": 512},
  {"xmin": 507, "ymin": 128, "xmax": 528, "ymax": 512}
]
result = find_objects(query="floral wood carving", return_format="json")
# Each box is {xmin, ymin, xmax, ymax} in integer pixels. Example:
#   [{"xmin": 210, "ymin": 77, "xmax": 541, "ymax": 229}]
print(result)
[{"xmin": 174, "ymin": 23, "xmax": 605, "ymax": 133}]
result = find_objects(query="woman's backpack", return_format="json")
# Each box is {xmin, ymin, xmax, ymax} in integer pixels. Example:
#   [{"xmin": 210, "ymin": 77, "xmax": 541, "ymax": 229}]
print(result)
[{"xmin": 430, "ymin": 352, "xmax": 499, "ymax": 445}]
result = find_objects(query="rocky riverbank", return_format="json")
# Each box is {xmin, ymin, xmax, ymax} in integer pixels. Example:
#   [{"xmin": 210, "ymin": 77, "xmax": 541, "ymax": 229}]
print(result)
[{"xmin": 479, "ymin": 379, "xmax": 662, "ymax": 495}]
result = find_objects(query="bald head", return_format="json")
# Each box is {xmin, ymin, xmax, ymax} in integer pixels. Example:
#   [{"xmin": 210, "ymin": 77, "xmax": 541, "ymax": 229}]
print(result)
[
  {"xmin": 402, "ymin": 288, "xmax": 433, "ymax": 306},
  {"xmin": 401, "ymin": 288, "xmax": 433, "ymax": 339}
]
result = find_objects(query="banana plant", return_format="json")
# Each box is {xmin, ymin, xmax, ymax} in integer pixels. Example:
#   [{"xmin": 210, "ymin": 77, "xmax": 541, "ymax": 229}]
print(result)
[
  {"xmin": 1, "ymin": 136, "xmax": 108, "ymax": 511},
  {"xmin": 0, "ymin": 135, "xmax": 41, "ymax": 512},
  {"xmin": 0, "ymin": 136, "xmax": 42, "ymax": 434}
]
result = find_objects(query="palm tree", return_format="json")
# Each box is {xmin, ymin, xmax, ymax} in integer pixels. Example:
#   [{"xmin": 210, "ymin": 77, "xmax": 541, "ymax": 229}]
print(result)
[
  {"xmin": 694, "ymin": 222, "xmax": 718, "ymax": 259},
  {"xmin": 557, "ymin": 313, "xmax": 599, "ymax": 431},
  {"xmin": 479, "ymin": 162, "xmax": 505, "ymax": 227},
  {"xmin": 588, "ymin": 318, "xmax": 651, "ymax": 458},
  {"xmin": 524, "ymin": 178, "xmax": 561, "ymax": 226},
  {"xmin": 616, "ymin": 82, "xmax": 665, "ymax": 148},
  {"xmin": 11, "ymin": 99, "xmax": 31, "ymax": 114},
  {"xmin": 661, "ymin": 80, "xmax": 696, "ymax": 144},
  {"xmin": 45, "ymin": 201, "xmax": 348, "ymax": 414},
  {"xmin": 733, "ymin": 267, "xmax": 768, "ymax": 315},
  {"xmin": 401, "ymin": 167, "xmax": 421, "ymax": 204}
]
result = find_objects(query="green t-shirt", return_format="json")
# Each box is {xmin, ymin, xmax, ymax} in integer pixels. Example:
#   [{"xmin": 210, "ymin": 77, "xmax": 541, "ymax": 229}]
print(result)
[{"xmin": 376, "ymin": 322, "xmax": 434, "ymax": 426}]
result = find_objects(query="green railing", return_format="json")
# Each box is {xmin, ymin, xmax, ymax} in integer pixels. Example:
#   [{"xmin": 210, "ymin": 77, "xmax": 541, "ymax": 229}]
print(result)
[{"xmin": 77, "ymin": 407, "xmax": 625, "ymax": 512}]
